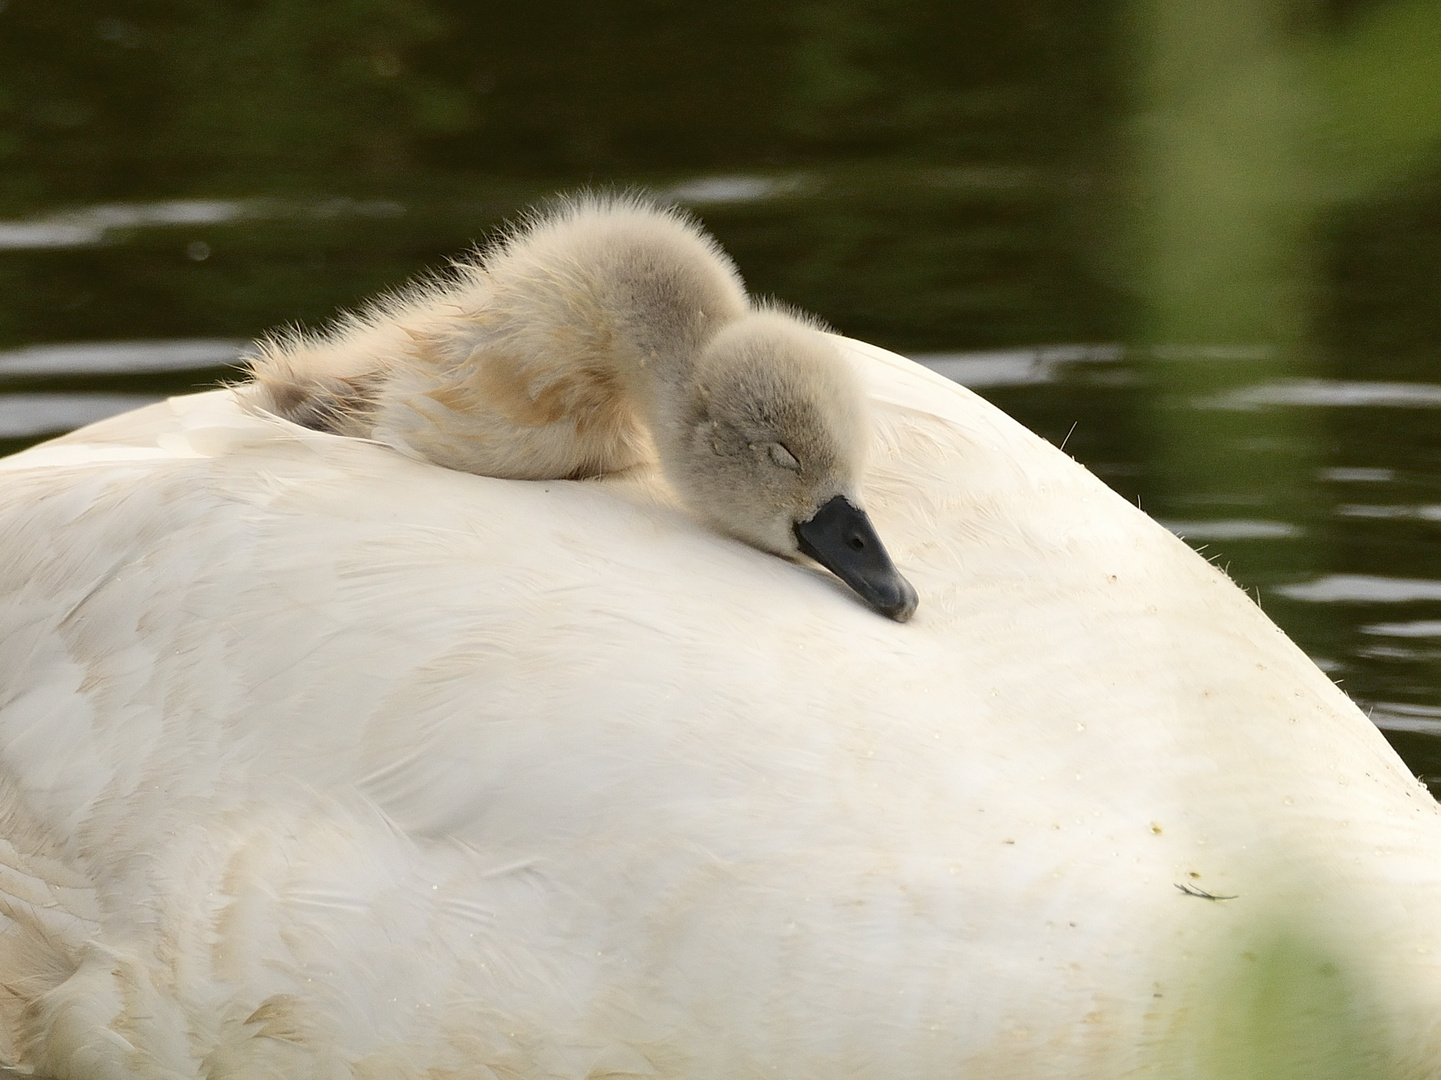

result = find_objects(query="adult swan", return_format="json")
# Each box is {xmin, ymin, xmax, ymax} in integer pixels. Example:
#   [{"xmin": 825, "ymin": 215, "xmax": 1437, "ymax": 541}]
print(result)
[{"xmin": 1, "ymin": 339, "xmax": 1440, "ymax": 1078}]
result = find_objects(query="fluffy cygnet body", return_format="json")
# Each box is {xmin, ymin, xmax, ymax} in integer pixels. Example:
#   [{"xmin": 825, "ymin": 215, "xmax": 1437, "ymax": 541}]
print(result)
[{"xmin": 248, "ymin": 196, "xmax": 917, "ymax": 620}]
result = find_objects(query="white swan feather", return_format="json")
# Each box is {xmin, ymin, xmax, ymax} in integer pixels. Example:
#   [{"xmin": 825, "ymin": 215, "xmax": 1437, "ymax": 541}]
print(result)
[{"xmin": 0, "ymin": 336, "xmax": 1440, "ymax": 1076}]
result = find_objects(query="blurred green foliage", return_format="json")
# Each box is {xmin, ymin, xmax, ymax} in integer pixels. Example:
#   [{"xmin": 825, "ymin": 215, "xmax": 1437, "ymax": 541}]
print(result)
[
  {"xmin": 1120, "ymin": 0, "xmax": 1441, "ymax": 589},
  {"xmin": 1181, "ymin": 923, "xmax": 1399, "ymax": 1080}
]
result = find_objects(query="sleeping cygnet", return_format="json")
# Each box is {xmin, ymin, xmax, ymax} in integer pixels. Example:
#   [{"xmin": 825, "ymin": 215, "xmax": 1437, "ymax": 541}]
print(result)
[{"xmin": 247, "ymin": 196, "xmax": 918, "ymax": 621}]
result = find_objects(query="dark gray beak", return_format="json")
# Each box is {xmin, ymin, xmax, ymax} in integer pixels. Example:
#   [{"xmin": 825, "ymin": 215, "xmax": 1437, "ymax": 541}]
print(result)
[{"xmin": 793, "ymin": 495, "xmax": 918, "ymax": 622}]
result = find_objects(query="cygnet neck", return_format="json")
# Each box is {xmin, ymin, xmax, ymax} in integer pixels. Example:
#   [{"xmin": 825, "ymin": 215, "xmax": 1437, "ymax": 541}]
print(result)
[{"xmin": 481, "ymin": 201, "xmax": 750, "ymax": 430}]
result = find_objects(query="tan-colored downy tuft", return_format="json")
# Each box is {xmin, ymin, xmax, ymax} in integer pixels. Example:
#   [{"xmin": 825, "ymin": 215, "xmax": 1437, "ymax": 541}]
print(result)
[{"xmin": 247, "ymin": 195, "xmax": 917, "ymax": 620}]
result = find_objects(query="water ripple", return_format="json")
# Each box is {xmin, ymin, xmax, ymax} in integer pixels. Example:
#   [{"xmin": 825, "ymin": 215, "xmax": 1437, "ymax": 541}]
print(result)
[
  {"xmin": 0, "ymin": 394, "xmax": 163, "ymax": 438},
  {"xmin": 1161, "ymin": 519, "xmax": 1302, "ymax": 540},
  {"xmin": 1204, "ymin": 379, "xmax": 1441, "ymax": 410},
  {"xmin": 917, "ymin": 345, "xmax": 1122, "ymax": 387},
  {"xmin": 0, "ymin": 198, "xmax": 405, "ymax": 252},
  {"xmin": 1275, "ymin": 575, "xmax": 1441, "ymax": 603},
  {"xmin": 1367, "ymin": 703, "xmax": 1441, "ymax": 735},
  {"xmin": 0, "ymin": 340, "xmax": 245, "ymax": 377},
  {"xmin": 1362, "ymin": 621, "xmax": 1441, "ymax": 638}
]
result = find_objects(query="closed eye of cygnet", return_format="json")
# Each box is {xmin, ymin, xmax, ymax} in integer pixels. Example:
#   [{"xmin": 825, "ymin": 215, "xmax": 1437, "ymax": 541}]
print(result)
[{"xmin": 769, "ymin": 443, "xmax": 800, "ymax": 470}]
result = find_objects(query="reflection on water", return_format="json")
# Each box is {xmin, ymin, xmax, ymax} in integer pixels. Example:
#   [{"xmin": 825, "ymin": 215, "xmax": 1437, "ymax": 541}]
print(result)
[
  {"xmin": 0, "ymin": 339, "xmax": 243, "ymax": 375},
  {"xmin": 917, "ymin": 345, "xmax": 1125, "ymax": 388},
  {"xmin": 0, "ymin": 391, "xmax": 162, "ymax": 437},
  {"xmin": 1206, "ymin": 380, "xmax": 1441, "ymax": 410},
  {"xmin": 1277, "ymin": 576, "xmax": 1441, "ymax": 603},
  {"xmin": 1157, "ymin": 519, "xmax": 1302, "ymax": 540},
  {"xmin": 1366, "ymin": 621, "xmax": 1441, "ymax": 638},
  {"xmin": 0, "ymin": 199, "xmax": 408, "ymax": 251}
]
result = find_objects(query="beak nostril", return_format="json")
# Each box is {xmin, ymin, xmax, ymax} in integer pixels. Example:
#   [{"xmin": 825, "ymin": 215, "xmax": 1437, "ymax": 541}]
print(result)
[{"xmin": 848, "ymin": 536, "xmax": 865, "ymax": 551}]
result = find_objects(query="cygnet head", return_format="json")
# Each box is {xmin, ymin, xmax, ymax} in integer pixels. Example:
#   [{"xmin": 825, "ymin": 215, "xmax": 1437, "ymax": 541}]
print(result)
[{"xmin": 663, "ymin": 311, "xmax": 918, "ymax": 622}]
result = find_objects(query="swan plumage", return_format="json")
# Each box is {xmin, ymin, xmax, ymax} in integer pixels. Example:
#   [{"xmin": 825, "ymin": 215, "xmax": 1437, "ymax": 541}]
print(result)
[
  {"xmin": 2, "ymin": 338, "xmax": 1441, "ymax": 1077},
  {"xmin": 247, "ymin": 196, "xmax": 916, "ymax": 620}
]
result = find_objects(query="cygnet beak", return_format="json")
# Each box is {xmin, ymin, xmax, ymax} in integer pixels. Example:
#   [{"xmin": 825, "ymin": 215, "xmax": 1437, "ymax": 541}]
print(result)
[{"xmin": 793, "ymin": 495, "xmax": 919, "ymax": 622}]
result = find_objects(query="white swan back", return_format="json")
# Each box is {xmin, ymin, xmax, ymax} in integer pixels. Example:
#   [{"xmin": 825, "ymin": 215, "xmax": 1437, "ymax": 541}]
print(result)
[{"xmin": 0, "ymin": 339, "xmax": 1439, "ymax": 1077}]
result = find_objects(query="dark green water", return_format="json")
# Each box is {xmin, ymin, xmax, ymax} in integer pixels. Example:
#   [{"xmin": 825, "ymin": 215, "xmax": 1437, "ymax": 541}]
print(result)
[{"xmin": 3, "ymin": 0, "xmax": 1441, "ymax": 786}]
